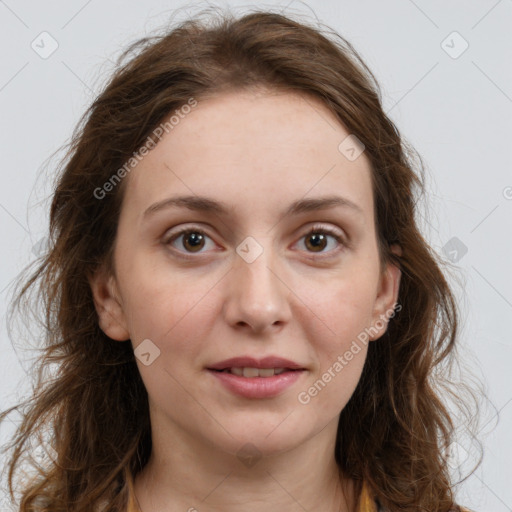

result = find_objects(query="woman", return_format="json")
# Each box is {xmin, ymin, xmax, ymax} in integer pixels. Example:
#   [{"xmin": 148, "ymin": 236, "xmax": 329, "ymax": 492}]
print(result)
[{"xmin": 0, "ymin": 7, "xmax": 477, "ymax": 511}]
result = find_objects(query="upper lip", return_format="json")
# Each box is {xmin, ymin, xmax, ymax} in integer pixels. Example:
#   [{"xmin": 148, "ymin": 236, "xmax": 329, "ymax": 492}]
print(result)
[{"xmin": 207, "ymin": 356, "xmax": 305, "ymax": 370}]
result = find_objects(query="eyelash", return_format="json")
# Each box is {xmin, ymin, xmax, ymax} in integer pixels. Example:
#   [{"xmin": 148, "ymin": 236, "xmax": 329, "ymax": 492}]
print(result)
[{"xmin": 163, "ymin": 224, "xmax": 347, "ymax": 261}]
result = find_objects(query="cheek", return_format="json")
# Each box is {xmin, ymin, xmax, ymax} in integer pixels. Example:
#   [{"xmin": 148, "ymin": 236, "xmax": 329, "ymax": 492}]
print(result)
[
  {"xmin": 290, "ymin": 267, "xmax": 378, "ymax": 405},
  {"xmin": 294, "ymin": 269, "xmax": 378, "ymax": 351},
  {"xmin": 118, "ymin": 249, "xmax": 220, "ymax": 343},
  {"xmin": 293, "ymin": 289, "xmax": 371, "ymax": 414},
  {"xmin": 122, "ymin": 266, "xmax": 220, "ymax": 404}
]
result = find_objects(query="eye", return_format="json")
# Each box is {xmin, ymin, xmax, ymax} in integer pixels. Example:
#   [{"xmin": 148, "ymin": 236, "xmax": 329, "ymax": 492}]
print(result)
[
  {"xmin": 295, "ymin": 225, "xmax": 345, "ymax": 255},
  {"xmin": 163, "ymin": 227, "xmax": 216, "ymax": 255},
  {"xmin": 163, "ymin": 224, "xmax": 346, "ymax": 259}
]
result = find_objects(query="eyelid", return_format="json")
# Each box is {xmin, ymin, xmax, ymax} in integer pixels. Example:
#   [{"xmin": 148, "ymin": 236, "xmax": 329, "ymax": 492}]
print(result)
[
  {"xmin": 162, "ymin": 225, "xmax": 216, "ymax": 248},
  {"xmin": 291, "ymin": 223, "xmax": 348, "ymax": 255},
  {"xmin": 162, "ymin": 222, "xmax": 348, "ymax": 259}
]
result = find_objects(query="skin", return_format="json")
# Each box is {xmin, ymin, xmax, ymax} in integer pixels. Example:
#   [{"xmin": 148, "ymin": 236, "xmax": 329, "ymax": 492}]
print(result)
[{"xmin": 90, "ymin": 88, "xmax": 401, "ymax": 512}]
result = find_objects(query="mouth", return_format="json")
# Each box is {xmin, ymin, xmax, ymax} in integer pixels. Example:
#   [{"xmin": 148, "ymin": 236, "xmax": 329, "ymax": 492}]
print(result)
[
  {"xmin": 206, "ymin": 356, "xmax": 306, "ymax": 398},
  {"xmin": 206, "ymin": 356, "xmax": 307, "ymax": 398},
  {"xmin": 207, "ymin": 356, "xmax": 305, "ymax": 374},
  {"xmin": 207, "ymin": 367, "xmax": 305, "ymax": 399},
  {"xmin": 209, "ymin": 367, "xmax": 301, "ymax": 378}
]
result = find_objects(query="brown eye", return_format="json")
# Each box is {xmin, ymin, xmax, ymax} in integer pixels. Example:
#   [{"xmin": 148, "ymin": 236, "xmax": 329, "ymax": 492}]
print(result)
[
  {"xmin": 296, "ymin": 227, "xmax": 344, "ymax": 255},
  {"xmin": 305, "ymin": 232, "xmax": 328, "ymax": 252},
  {"xmin": 165, "ymin": 228, "xmax": 215, "ymax": 255},
  {"xmin": 181, "ymin": 231, "xmax": 205, "ymax": 252}
]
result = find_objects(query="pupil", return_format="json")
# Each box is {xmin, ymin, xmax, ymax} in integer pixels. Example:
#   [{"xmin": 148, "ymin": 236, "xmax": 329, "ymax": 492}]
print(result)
[
  {"xmin": 185, "ymin": 232, "xmax": 204, "ymax": 251},
  {"xmin": 307, "ymin": 233, "xmax": 326, "ymax": 251}
]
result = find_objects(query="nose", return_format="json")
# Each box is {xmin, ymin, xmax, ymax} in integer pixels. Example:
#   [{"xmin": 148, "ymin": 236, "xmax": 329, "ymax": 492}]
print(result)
[{"xmin": 222, "ymin": 243, "xmax": 292, "ymax": 335}]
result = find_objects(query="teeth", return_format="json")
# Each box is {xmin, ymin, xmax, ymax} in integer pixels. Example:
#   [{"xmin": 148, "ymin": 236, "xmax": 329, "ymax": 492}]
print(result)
[
  {"xmin": 243, "ymin": 367, "xmax": 260, "ymax": 378},
  {"xmin": 226, "ymin": 367, "xmax": 290, "ymax": 377}
]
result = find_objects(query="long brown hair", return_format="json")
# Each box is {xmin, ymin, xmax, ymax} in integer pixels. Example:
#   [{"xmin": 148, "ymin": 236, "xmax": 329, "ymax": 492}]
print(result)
[{"xmin": 0, "ymin": 6, "xmax": 480, "ymax": 511}]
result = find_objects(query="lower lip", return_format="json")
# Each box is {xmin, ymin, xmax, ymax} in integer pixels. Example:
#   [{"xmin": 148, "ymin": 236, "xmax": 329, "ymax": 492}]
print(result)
[{"xmin": 207, "ymin": 369, "xmax": 305, "ymax": 399}]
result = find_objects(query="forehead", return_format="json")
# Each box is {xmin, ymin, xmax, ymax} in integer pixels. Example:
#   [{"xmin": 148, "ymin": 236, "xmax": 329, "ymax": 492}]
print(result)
[{"xmin": 121, "ymin": 89, "xmax": 374, "ymax": 222}]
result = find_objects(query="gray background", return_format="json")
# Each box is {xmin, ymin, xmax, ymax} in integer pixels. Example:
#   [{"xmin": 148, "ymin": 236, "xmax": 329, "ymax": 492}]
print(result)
[{"xmin": 0, "ymin": 0, "xmax": 511, "ymax": 510}]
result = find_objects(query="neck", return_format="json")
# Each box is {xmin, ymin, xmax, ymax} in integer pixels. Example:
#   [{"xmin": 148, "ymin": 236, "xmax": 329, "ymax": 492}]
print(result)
[{"xmin": 133, "ymin": 414, "xmax": 357, "ymax": 512}]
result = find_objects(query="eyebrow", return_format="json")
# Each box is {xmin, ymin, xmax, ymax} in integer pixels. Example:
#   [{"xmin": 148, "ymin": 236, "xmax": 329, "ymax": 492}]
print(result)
[{"xmin": 143, "ymin": 194, "xmax": 364, "ymax": 220}]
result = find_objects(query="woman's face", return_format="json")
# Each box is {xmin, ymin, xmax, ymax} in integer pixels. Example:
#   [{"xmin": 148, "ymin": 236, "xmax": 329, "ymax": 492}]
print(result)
[{"xmin": 91, "ymin": 89, "xmax": 400, "ymax": 458}]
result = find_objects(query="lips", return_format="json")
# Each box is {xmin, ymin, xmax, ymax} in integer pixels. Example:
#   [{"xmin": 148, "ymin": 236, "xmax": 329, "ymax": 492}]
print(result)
[
  {"xmin": 219, "ymin": 367, "xmax": 288, "ymax": 377},
  {"xmin": 207, "ymin": 356, "xmax": 305, "ymax": 372},
  {"xmin": 206, "ymin": 356, "xmax": 306, "ymax": 398}
]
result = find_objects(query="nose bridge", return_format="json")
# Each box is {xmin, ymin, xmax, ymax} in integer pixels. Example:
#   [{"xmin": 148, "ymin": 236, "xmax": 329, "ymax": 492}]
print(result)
[{"xmin": 225, "ymin": 236, "xmax": 291, "ymax": 332}]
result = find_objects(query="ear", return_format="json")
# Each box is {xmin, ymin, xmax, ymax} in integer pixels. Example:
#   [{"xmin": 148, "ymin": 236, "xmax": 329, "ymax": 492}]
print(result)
[
  {"xmin": 88, "ymin": 265, "xmax": 130, "ymax": 341},
  {"xmin": 369, "ymin": 244, "xmax": 402, "ymax": 341}
]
